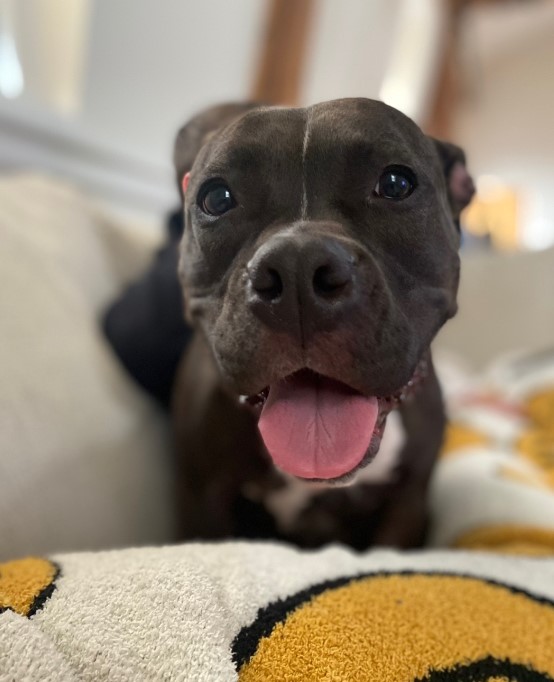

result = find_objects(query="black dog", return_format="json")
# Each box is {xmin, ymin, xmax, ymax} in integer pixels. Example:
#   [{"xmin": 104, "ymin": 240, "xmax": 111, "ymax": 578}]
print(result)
[{"xmin": 172, "ymin": 99, "xmax": 474, "ymax": 549}]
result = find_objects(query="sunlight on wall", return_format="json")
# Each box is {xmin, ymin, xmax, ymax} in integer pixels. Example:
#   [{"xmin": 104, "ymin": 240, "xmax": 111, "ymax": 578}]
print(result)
[
  {"xmin": 379, "ymin": 0, "xmax": 445, "ymax": 124},
  {"xmin": 0, "ymin": 0, "xmax": 24, "ymax": 99},
  {"xmin": 6, "ymin": 0, "xmax": 91, "ymax": 114}
]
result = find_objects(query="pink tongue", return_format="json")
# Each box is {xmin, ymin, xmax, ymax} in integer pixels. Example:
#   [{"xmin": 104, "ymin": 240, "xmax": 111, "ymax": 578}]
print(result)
[{"xmin": 258, "ymin": 372, "xmax": 378, "ymax": 479}]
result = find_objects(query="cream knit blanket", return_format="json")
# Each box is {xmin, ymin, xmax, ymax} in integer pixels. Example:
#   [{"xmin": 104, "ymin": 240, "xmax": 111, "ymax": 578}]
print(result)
[{"xmin": 2, "ymin": 543, "xmax": 554, "ymax": 681}]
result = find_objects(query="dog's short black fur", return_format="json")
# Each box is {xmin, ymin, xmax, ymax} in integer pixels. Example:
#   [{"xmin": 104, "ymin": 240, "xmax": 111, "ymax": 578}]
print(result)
[{"xmin": 172, "ymin": 99, "xmax": 474, "ymax": 549}]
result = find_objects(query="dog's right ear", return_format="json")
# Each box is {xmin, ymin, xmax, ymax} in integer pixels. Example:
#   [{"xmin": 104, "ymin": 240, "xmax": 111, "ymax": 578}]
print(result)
[
  {"xmin": 173, "ymin": 102, "xmax": 261, "ymax": 200},
  {"xmin": 430, "ymin": 139, "xmax": 475, "ymax": 222}
]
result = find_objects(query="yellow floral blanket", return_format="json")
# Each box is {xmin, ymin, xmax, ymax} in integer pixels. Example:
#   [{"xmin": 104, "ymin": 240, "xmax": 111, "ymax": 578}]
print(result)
[{"xmin": 430, "ymin": 348, "xmax": 554, "ymax": 555}]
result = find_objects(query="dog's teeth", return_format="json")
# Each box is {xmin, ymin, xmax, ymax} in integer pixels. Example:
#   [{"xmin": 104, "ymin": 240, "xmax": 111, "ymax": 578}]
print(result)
[{"xmin": 240, "ymin": 390, "xmax": 269, "ymax": 408}]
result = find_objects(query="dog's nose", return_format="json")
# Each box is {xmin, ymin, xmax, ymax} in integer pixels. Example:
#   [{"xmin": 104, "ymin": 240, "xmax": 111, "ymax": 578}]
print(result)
[{"xmin": 247, "ymin": 235, "xmax": 357, "ymax": 338}]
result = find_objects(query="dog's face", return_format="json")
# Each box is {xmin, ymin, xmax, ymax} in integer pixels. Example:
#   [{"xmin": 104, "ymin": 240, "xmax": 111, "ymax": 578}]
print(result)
[{"xmin": 176, "ymin": 98, "xmax": 473, "ymax": 482}]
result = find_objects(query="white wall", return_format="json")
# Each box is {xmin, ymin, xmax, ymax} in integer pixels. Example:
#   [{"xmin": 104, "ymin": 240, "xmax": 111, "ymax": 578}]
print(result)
[
  {"xmin": 81, "ymin": 0, "xmax": 267, "ymax": 168},
  {"xmin": 15, "ymin": 0, "xmax": 92, "ymax": 114},
  {"xmin": 300, "ymin": 0, "xmax": 400, "ymax": 106},
  {"xmin": 300, "ymin": 0, "xmax": 445, "ymax": 126},
  {"xmin": 0, "ymin": 0, "xmax": 267, "ymax": 220},
  {"xmin": 15, "ymin": 0, "xmax": 551, "ymax": 233}
]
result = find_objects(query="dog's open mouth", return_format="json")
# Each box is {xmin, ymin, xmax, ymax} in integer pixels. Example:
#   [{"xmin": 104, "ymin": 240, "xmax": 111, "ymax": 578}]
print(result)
[{"xmin": 241, "ymin": 360, "xmax": 428, "ymax": 481}]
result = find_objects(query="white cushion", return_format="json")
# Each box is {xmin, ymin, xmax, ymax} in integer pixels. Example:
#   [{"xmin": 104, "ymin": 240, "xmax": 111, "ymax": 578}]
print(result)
[
  {"xmin": 435, "ymin": 246, "xmax": 554, "ymax": 368},
  {"xmin": 0, "ymin": 174, "xmax": 173, "ymax": 559}
]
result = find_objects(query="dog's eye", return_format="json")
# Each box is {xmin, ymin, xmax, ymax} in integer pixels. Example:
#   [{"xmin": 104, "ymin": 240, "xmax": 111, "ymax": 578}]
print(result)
[
  {"xmin": 375, "ymin": 166, "xmax": 416, "ymax": 200},
  {"xmin": 198, "ymin": 182, "xmax": 236, "ymax": 216}
]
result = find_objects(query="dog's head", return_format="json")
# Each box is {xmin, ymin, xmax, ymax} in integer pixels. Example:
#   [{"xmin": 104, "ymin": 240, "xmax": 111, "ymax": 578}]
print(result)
[{"xmin": 174, "ymin": 98, "xmax": 474, "ymax": 482}]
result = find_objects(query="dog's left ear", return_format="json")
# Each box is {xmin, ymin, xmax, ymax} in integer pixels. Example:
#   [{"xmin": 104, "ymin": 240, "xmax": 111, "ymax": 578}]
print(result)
[
  {"xmin": 430, "ymin": 139, "xmax": 475, "ymax": 221},
  {"xmin": 173, "ymin": 101, "xmax": 262, "ymax": 201}
]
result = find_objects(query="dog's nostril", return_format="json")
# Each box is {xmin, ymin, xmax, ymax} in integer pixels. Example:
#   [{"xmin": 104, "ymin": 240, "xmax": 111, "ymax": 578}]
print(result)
[
  {"xmin": 251, "ymin": 267, "xmax": 283, "ymax": 301},
  {"xmin": 313, "ymin": 264, "xmax": 351, "ymax": 297}
]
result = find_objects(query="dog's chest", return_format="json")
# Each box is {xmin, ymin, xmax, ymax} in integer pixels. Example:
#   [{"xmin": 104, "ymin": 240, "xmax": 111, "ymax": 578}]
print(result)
[{"xmin": 247, "ymin": 411, "xmax": 406, "ymax": 534}]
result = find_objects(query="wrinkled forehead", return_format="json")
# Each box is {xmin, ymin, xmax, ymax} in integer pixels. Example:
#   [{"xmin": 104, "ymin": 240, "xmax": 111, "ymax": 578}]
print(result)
[
  {"xmin": 194, "ymin": 107, "xmax": 305, "ymax": 175},
  {"xmin": 194, "ymin": 100, "xmax": 437, "ymax": 177},
  {"xmin": 308, "ymin": 99, "xmax": 433, "ymax": 158}
]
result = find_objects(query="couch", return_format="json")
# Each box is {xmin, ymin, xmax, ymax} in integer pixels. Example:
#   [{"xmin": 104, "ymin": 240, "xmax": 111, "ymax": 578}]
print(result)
[{"xmin": 1, "ymin": 174, "xmax": 553, "ymax": 680}]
